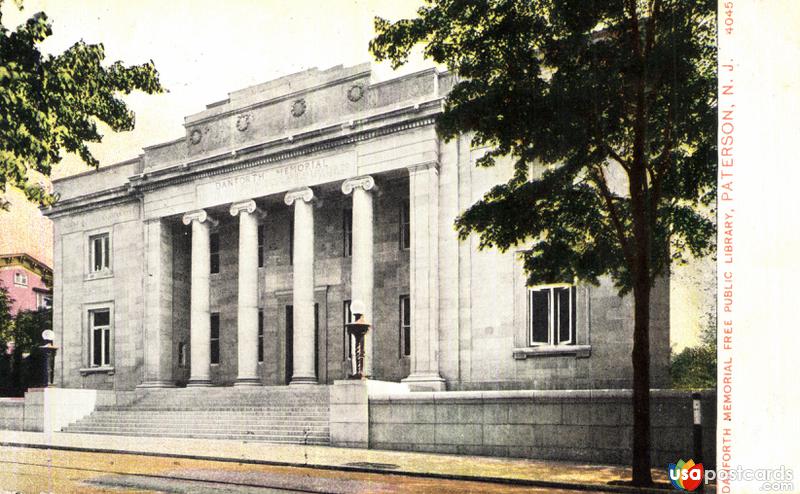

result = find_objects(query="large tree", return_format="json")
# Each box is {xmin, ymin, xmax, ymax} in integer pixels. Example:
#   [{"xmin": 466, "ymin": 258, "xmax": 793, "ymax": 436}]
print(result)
[
  {"xmin": 0, "ymin": 0, "xmax": 164, "ymax": 208},
  {"xmin": 371, "ymin": 0, "xmax": 715, "ymax": 485}
]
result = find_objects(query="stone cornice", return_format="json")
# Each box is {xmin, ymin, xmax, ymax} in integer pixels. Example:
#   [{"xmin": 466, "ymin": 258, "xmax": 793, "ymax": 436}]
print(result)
[
  {"xmin": 42, "ymin": 185, "xmax": 135, "ymax": 218},
  {"xmin": 130, "ymin": 99, "xmax": 442, "ymax": 193},
  {"xmin": 45, "ymin": 98, "xmax": 443, "ymax": 217}
]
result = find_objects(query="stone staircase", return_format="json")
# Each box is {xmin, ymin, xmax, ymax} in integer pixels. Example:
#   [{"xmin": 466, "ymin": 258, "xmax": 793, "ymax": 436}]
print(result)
[{"xmin": 61, "ymin": 386, "xmax": 330, "ymax": 445}]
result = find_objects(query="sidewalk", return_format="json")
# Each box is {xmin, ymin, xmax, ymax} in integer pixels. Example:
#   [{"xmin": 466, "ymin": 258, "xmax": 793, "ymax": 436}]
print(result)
[{"xmin": 0, "ymin": 430, "xmax": 686, "ymax": 493}]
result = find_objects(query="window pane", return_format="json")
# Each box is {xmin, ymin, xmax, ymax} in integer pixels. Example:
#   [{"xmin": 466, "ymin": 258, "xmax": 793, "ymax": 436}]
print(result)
[
  {"xmin": 103, "ymin": 328, "xmax": 110, "ymax": 366},
  {"xmin": 557, "ymin": 287, "xmax": 572, "ymax": 344},
  {"xmin": 343, "ymin": 208, "xmax": 353, "ymax": 257},
  {"xmin": 210, "ymin": 233, "xmax": 220, "ymax": 274},
  {"xmin": 210, "ymin": 313, "xmax": 220, "ymax": 339},
  {"xmin": 258, "ymin": 311, "xmax": 264, "ymax": 363},
  {"xmin": 103, "ymin": 235, "xmax": 110, "ymax": 269},
  {"xmin": 289, "ymin": 217, "xmax": 294, "ymax": 265},
  {"xmin": 343, "ymin": 301, "xmax": 351, "ymax": 360},
  {"xmin": 93, "ymin": 310, "xmax": 110, "ymax": 327},
  {"xmin": 211, "ymin": 341, "xmax": 220, "ymax": 364},
  {"xmin": 93, "ymin": 328, "xmax": 102, "ymax": 366},
  {"xmin": 257, "ymin": 225, "xmax": 265, "ymax": 268},
  {"xmin": 93, "ymin": 237, "xmax": 102, "ymax": 271},
  {"xmin": 401, "ymin": 296, "xmax": 411, "ymax": 357},
  {"xmin": 530, "ymin": 290, "xmax": 550, "ymax": 344},
  {"xmin": 400, "ymin": 201, "xmax": 411, "ymax": 250}
]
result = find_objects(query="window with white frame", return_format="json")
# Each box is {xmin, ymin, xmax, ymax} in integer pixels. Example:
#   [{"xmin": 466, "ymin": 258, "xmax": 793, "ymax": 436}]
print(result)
[
  {"xmin": 89, "ymin": 309, "xmax": 112, "ymax": 367},
  {"xmin": 13, "ymin": 271, "xmax": 28, "ymax": 286},
  {"xmin": 89, "ymin": 233, "xmax": 111, "ymax": 272},
  {"xmin": 528, "ymin": 285, "xmax": 576, "ymax": 346},
  {"xmin": 36, "ymin": 292, "xmax": 52, "ymax": 309}
]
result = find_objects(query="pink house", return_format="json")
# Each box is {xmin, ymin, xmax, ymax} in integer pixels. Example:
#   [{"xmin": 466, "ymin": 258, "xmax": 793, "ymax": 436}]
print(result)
[{"xmin": 0, "ymin": 253, "xmax": 52, "ymax": 316}]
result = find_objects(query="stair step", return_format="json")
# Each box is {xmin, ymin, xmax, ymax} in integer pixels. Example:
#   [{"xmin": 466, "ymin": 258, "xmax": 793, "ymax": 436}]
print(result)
[{"xmin": 62, "ymin": 429, "xmax": 329, "ymax": 444}]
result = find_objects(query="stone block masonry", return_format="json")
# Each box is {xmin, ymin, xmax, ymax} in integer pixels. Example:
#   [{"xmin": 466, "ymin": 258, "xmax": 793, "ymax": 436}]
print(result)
[{"xmin": 369, "ymin": 389, "xmax": 716, "ymax": 468}]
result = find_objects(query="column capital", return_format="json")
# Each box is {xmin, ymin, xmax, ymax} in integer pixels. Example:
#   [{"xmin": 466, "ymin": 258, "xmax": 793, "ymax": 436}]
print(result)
[
  {"xmin": 341, "ymin": 175, "xmax": 376, "ymax": 195},
  {"xmin": 182, "ymin": 209, "xmax": 218, "ymax": 227},
  {"xmin": 229, "ymin": 199, "xmax": 265, "ymax": 219},
  {"xmin": 284, "ymin": 187, "xmax": 315, "ymax": 206}
]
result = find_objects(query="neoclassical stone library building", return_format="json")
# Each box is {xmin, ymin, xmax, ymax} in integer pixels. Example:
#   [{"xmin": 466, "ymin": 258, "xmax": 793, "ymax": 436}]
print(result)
[{"xmin": 45, "ymin": 64, "xmax": 670, "ymax": 392}]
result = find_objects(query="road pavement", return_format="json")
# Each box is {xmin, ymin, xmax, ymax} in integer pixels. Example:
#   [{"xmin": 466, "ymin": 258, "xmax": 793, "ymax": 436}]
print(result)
[{"xmin": 0, "ymin": 446, "xmax": 604, "ymax": 493}]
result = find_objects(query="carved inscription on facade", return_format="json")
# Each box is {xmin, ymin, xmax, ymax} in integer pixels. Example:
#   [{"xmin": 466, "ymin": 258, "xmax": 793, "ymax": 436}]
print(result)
[{"xmin": 196, "ymin": 152, "xmax": 356, "ymax": 208}]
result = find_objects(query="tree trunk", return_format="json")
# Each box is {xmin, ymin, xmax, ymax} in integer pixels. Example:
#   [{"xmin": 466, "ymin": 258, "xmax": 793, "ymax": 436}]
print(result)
[{"xmin": 631, "ymin": 276, "xmax": 653, "ymax": 485}]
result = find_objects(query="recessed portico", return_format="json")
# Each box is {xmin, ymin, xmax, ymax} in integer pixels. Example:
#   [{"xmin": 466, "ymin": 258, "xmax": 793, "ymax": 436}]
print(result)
[{"xmin": 137, "ymin": 161, "xmax": 440, "ymax": 388}]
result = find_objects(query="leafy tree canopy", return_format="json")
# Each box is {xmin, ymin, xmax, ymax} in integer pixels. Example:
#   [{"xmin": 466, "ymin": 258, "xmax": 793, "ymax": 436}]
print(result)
[
  {"xmin": 370, "ymin": 0, "xmax": 716, "ymax": 294},
  {"xmin": 6, "ymin": 307, "xmax": 50, "ymax": 354},
  {"xmin": 371, "ymin": 1, "xmax": 716, "ymax": 483},
  {"xmin": 0, "ymin": 0, "xmax": 164, "ymax": 207}
]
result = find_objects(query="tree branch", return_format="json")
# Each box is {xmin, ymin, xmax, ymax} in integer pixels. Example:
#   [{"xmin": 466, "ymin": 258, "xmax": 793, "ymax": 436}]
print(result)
[{"xmin": 592, "ymin": 164, "xmax": 634, "ymax": 268}]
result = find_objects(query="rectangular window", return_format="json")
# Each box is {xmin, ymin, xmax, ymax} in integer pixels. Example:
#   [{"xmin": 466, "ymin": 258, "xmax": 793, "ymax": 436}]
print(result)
[
  {"xmin": 257, "ymin": 224, "xmax": 265, "ymax": 268},
  {"xmin": 343, "ymin": 208, "xmax": 353, "ymax": 257},
  {"xmin": 400, "ymin": 295, "xmax": 411, "ymax": 357},
  {"xmin": 36, "ymin": 292, "xmax": 52, "ymax": 309},
  {"xmin": 343, "ymin": 300, "xmax": 353, "ymax": 360},
  {"xmin": 258, "ymin": 310, "xmax": 264, "ymax": 363},
  {"xmin": 210, "ymin": 312, "xmax": 220, "ymax": 364},
  {"xmin": 400, "ymin": 200, "xmax": 411, "ymax": 250},
  {"xmin": 210, "ymin": 232, "xmax": 220, "ymax": 274},
  {"xmin": 289, "ymin": 217, "xmax": 294, "ymax": 265},
  {"xmin": 89, "ymin": 309, "xmax": 111, "ymax": 367},
  {"xmin": 89, "ymin": 233, "xmax": 110, "ymax": 272},
  {"xmin": 528, "ymin": 285, "xmax": 576, "ymax": 346},
  {"xmin": 178, "ymin": 342, "xmax": 187, "ymax": 368},
  {"xmin": 13, "ymin": 272, "xmax": 28, "ymax": 286}
]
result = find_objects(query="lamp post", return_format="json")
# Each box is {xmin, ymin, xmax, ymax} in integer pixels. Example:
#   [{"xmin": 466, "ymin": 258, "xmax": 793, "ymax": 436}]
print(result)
[
  {"xmin": 345, "ymin": 300, "xmax": 371, "ymax": 379},
  {"xmin": 39, "ymin": 329, "xmax": 58, "ymax": 387}
]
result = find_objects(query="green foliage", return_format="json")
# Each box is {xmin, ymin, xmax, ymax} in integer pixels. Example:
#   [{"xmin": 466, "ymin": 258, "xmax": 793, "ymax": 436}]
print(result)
[
  {"xmin": 371, "ymin": 2, "xmax": 716, "ymax": 483},
  {"xmin": 8, "ymin": 307, "xmax": 50, "ymax": 354},
  {"xmin": 370, "ymin": 0, "xmax": 716, "ymax": 294},
  {"xmin": 0, "ymin": 282, "xmax": 12, "ymax": 340},
  {"xmin": 0, "ymin": 0, "xmax": 164, "ymax": 206},
  {"xmin": 671, "ymin": 321, "xmax": 716, "ymax": 390}
]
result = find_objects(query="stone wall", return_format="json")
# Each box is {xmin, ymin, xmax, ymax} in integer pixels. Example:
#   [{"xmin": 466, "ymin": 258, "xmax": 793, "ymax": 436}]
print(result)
[
  {"xmin": 0, "ymin": 399, "xmax": 23, "ymax": 430},
  {"xmin": 369, "ymin": 389, "xmax": 716, "ymax": 468}
]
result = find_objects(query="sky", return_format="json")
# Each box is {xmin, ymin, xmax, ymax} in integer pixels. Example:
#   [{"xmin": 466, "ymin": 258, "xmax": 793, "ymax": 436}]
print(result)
[{"xmin": 0, "ymin": 0, "xmax": 712, "ymax": 349}]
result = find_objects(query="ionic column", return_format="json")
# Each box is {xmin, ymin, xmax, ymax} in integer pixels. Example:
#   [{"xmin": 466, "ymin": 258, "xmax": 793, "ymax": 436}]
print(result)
[
  {"xmin": 284, "ymin": 187, "xmax": 317, "ymax": 385},
  {"xmin": 402, "ymin": 162, "xmax": 446, "ymax": 390},
  {"xmin": 230, "ymin": 200, "xmax": 263, "ymax": 386},
  {"xmin": 342, "ymin": 176, "xmax": 375, "ymax": 377},
  {"xmin": 182, "ymin": 209, "xmax": 218, "ymax": 387}
]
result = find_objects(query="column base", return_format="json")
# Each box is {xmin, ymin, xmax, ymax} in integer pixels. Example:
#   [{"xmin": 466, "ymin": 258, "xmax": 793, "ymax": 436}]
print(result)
[
  {"xmin": 187, "ymin": 379, "xmax": 213, "ymax": 387},
  {"xmin": 234, "ymin": 378, "xmax": 261, "ymax": 387},
  {"xmin": 401, "ymin": 373, "xmax": 446, "ymax": 391},
  {"xmin": 137, "ymin": 380, "xmax": 177, "ymax": 389},
  {"xmin": 289, "ymin": 376, "xmax": 318, "ymax": 386}
]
